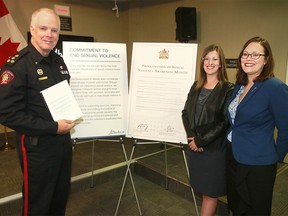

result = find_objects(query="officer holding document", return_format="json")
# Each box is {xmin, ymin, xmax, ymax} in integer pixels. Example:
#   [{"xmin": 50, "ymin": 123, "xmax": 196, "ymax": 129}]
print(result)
[{"xmin": 0, "ymin": 8, "xmax": 74, "ymax": 215}]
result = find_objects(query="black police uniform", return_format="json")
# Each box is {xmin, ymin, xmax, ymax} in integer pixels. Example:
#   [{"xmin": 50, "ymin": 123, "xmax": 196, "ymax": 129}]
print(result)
[{"xmin": 0, "ymin": 43, "xmax": 72, "ymax": 216}]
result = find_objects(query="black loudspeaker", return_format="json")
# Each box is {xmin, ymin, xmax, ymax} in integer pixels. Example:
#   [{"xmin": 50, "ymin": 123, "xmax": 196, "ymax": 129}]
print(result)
[{"xmin": 175, "ymin": 7, "xmax": 197, "ymax": 42}]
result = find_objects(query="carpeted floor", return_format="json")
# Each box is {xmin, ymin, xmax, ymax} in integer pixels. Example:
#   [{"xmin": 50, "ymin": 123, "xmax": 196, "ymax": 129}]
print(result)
[{"xmin": 1, "ymin": 135, "xmax": 288, "ymax": 216}]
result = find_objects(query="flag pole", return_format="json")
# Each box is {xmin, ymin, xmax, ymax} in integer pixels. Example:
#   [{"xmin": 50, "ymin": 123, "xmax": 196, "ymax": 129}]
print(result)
[{"xmin": 0, "ymin": 125, "xmax": 14, "ymax": 151}]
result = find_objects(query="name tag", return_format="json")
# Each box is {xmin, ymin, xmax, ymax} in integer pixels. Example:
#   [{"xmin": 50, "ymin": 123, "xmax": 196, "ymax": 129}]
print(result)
[{"xmin": 39, "ymin": 76, "xmax": 48, "ymax": 80}]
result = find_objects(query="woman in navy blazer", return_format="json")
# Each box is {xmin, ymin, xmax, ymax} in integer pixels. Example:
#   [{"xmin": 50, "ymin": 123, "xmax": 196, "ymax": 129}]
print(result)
[{"xmin": 226, "ymin": 36, "xmax": 288, "ymax": 215}]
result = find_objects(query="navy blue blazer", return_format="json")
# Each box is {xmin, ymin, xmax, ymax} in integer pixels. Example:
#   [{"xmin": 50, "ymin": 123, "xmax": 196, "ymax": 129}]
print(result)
[{"xmin": 227, "ymin": 77, "xmax": 288, "ymax": 165}]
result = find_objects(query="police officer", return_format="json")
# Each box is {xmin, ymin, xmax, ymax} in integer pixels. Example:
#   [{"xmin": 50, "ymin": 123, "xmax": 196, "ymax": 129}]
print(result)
[{"xmin": 0, "ymin": 8, "xmax": 74, "ymax": 216}]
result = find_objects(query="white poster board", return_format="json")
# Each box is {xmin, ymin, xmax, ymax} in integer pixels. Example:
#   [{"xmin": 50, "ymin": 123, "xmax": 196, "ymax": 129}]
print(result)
[
  {"xmin": 127, "ymin": 42, "xmax": 198, "ymax": 144},
  {"xmin": 63, "ymin": 42, "xmax": 128, "ymax": 139}
]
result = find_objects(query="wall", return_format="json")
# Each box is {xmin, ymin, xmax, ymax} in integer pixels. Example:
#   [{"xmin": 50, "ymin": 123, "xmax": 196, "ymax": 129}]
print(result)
[
  {"xmin": 127, "ymin": 0, "xmax": 288, "ymax": 82},
  {"xmin": 4, "ymin": 0, "xmax": 130, "ymax": 41},
  {"xmin": 1, "ymin": 0, "xmax": 287, "ymax": 133},
  {"xmin": 4, "ymin": 0, "xmax": 288, "ymax": 80}
]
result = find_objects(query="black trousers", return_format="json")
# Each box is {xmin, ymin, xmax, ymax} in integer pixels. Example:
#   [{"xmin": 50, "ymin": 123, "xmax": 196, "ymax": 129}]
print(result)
[
  {"xmin": 16, "ymin": 133, "xmax": 72, "ymax": 216},
  {"xmin": 226, "ymin": 140, "xmax": 277, "ymax": 216}
]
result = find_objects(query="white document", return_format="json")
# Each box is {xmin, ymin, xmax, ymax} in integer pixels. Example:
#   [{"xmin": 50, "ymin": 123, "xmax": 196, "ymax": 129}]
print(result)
[{"xmin": 41, "ymin": 80, "xmax": 83, "ymax": 121}]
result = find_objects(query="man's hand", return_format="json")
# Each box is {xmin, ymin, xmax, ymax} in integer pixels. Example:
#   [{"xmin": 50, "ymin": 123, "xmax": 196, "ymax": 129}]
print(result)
[{"xmin": 57, "ymin": 119, "xmax": 75, "ymax": 134}]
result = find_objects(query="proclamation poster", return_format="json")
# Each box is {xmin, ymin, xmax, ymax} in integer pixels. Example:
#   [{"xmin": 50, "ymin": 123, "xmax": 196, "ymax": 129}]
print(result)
[
  {"xmin": 63, "ymin": 42, "xmax": 128, "ymax": 139},
  {"xmin": 127, "ymin": 43, "xmax": 198, "ymax": 144}
]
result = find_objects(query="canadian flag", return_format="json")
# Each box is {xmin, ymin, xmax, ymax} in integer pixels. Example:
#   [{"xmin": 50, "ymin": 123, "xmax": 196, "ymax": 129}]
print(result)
[{"xmin": 0, "ymin": 0, "xmax": 27, "ymax": 67}]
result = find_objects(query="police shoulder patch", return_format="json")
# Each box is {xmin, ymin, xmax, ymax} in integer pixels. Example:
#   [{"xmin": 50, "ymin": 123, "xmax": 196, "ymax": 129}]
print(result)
[{"xmin": 0, "ymin": 70, "xmax": 15, "ymax": 85}]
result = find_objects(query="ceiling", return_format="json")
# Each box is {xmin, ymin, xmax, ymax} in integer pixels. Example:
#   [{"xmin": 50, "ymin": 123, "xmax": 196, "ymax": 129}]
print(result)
[
  {"xmin": 64, "ymin": 0, "xmax": 180, "ymax": 6},
  {"xmin": 66, "ymin": 0, "xmax": 179, "ymax": 2}
]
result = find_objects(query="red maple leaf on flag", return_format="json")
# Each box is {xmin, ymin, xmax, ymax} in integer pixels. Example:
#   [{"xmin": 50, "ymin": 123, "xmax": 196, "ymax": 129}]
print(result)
[{"xmin": 0, "ymin": 37, "xmax": 20, "ymax": 67}]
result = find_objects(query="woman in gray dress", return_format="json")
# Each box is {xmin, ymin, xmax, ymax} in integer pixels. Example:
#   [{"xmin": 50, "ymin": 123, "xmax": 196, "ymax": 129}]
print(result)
[{"xmin": 182, "ymin": 44, "xmax": 234, "ymax": 216}]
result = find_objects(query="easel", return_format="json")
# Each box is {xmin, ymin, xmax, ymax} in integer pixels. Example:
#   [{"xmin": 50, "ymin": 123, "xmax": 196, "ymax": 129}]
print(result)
[
  {"xmin": 115, "ymin": 138, "xmax": 143, "ymax": 216},
  {"xmin": 73, "ymin": 136, "xmax": 141, "ymax": 215},
  {"xmin": 160, "ymin": 142, "xmax": 199, "ymax": 216},
  {"xmin": 0, "ymin": 126, "xmax": 15, "ymax": 151},
  {"xmin": 73, "ymin": 136, "xmax": 124, "ymax": 188},
  {"xmin": 72, "ymin": 136, "xmax": 199, "ymax": 216},
  {"xmin": 115, "ymin": 138, "xmax": 199, "ymax": 216},
  {"xmin": 91, "ymin": 137, "xmax": 125, "ymax": 188}
]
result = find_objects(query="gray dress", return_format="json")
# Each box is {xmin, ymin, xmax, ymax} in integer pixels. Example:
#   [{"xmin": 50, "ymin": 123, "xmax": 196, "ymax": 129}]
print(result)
[{"xmin": 187, "ymin": 87, "xmax": 226, "ymax": 197}]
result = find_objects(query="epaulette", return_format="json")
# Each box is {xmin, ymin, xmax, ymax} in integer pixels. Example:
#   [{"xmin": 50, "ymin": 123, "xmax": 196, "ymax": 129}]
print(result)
[{"xmin": 5, "ymin": 49, "xmax": 29, "ymax": 66}]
